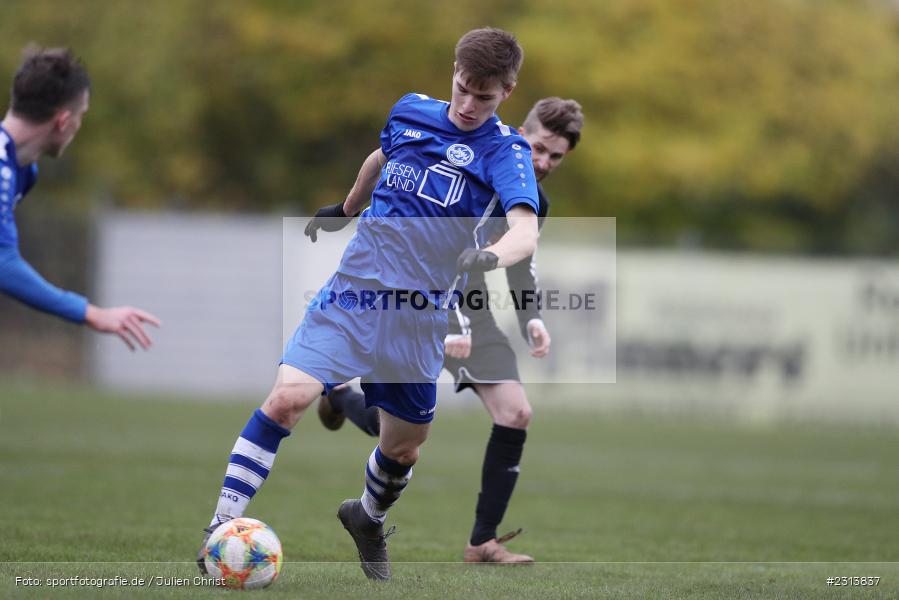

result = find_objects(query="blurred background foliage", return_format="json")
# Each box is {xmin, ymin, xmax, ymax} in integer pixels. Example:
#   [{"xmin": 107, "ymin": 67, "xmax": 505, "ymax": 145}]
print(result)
[{"xmin": 1, "ymin": 0, "xmax": 898, "ymax": 254}]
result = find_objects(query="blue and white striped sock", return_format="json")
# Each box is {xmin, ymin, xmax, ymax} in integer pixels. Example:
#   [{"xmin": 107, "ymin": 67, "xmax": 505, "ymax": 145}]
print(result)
[
  {"xmin": 360, "ymin": 446, "xmax": 413, "ymax": 523},
  {"xmin": 210, "ymin": 408, "xmax": 290, "ymax": 527}
]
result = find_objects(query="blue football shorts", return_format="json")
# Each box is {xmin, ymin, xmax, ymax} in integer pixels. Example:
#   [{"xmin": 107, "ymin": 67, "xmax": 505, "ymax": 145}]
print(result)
[{"xmin": 282, "ymin": 272, "xmax": 447, "ymax": 424}]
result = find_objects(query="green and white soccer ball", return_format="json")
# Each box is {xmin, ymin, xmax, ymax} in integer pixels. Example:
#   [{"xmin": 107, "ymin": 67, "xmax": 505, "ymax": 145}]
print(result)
[{"xmin": 202, "ymin": 517, "xmax": 283, "ymax": 590}]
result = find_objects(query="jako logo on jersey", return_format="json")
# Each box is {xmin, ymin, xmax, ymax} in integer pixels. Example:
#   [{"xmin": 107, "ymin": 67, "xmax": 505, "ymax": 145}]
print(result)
[
  {"xmin": 446, "ymin": 144, "xmax": 474, "ymax": 166},
  {"xmin": 403, "ymin": 129, "xmax": 422, "ymax": 139}
]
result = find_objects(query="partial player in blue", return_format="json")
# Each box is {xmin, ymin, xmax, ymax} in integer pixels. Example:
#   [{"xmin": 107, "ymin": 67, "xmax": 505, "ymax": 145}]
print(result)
[
  {"xmin": 319, "ymin": 97, "xmax": 585, "ymax": 563},
  {"xmin": 198, "ymin": 28, "xmax": 540, "ymax": 581},
  {"xmin": 0, "ymin": 46, "xmax": 160, "ymax": 350}
]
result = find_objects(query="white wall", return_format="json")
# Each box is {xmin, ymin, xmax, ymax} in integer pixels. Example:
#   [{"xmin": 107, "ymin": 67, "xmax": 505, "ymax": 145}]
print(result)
[
  {"xmin": 91, "ymin": 212, "xmax": 899, "ymax": 422},
  {"xmin": 90, "ymin": 212, "xmax": 283, "ymax": 396}
]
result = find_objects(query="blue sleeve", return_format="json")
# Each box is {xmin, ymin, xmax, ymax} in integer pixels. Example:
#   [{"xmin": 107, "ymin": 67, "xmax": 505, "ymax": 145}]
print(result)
[
  {"xmin": 379, "ymin": 93, "xmax": 420, "ymax": 157},
  {"xmin": 0, "ymin": 245, "xmax": 88, "ymax": 323},
  {"xmin": 379, "ymin": 110, "xmax": 396, "ymax": 156},
  {"xmin": 489, "ymin": 138, "xmax": 540, "ymax": 215}
]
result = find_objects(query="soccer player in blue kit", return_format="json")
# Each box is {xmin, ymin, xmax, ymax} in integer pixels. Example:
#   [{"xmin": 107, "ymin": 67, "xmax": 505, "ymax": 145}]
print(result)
[
  {"xmin": 319, "ymin": 97, "xmax": 584, "ymax": 564},
  {"xmin": 0, "ymin": 47, "xmax": 160, "ymax": 349},
  {"xmin": 198, "ymin": 28, "xmax": 540, "ymax": 580}
]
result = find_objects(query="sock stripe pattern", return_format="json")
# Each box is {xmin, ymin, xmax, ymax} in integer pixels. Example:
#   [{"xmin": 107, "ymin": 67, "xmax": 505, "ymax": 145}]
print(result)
[
  {"xmin": 213, "ymin": 409, "xmax": 290, "ymax": 524},
  {"xmin": 365, "ymin": 464, "xmax": 409, "ymax": 495},
  {"xmin": 227, "ymin": 452, "xmax": 270, "ymax": 480},
  {"xmin": 361, "ymin": 446, "xmax": 412, "ymax": 522},
  {"xmin": 225, "ymin": 464, "xmax": 265, "ymax": 490}
]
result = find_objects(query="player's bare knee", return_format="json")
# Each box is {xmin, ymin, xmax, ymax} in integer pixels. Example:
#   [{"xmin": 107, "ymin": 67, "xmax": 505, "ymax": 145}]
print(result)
[
  {"xmin": 380, "ymin": 443, "xmax": 420, "ymax": 467},
  {"xmin": 493, "ymin": 397, "xmax": 532, "ymax": 429},
  {"xmin": 394, "ymin": 446, "xmax": 420, "ymax": 467},
  {"xmin": 513, "ymin": 403, "xmax": 533, "ymax": 428},
  {"xmin": 500, "ymin": 404, "xmax": 531, "ymax": 429},
  {"xmin": 264, "ymin": 385, "xmax": 315, "ymax": 424}
]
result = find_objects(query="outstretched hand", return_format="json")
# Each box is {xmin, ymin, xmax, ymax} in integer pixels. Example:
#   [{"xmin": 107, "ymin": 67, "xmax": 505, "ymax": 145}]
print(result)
[{"xmin": 85, "ymin": 305, "xmax": 161, "ymax": 351}]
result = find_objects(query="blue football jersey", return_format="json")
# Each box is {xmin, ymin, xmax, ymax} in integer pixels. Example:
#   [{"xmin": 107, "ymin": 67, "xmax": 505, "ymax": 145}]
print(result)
[
  {"xmin": 336, "ymin": 93, "xmax": 539, "ymax": 296},
  {"xmin": 0, "ymin": 125, "xmax": 87, "ymax": 322},
  {"xmin": 0, "ymin": 126, "xmax": 38, "ymax": 248}
]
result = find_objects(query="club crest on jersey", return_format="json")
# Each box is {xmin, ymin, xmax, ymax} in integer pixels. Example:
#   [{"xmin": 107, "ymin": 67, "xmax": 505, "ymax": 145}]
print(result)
[{"xmin": 446, "ymin": 144, "xmax": 474, "ymax": 167}]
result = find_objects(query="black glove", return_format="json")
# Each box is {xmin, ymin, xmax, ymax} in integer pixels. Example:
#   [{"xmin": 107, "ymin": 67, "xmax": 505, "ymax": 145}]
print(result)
[
  {"xmin": 457, "ymin": 248, "xmax": 499, "ymax": 273},
  {"xmin": 304, "ymin": 203, "xmax": 355, "ymax": 242}
]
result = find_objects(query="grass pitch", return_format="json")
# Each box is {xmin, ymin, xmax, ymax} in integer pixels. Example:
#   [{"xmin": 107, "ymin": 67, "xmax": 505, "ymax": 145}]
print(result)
[{"xmin": 2, "ymin": 381, "xmax": 898, "ymax": 598}]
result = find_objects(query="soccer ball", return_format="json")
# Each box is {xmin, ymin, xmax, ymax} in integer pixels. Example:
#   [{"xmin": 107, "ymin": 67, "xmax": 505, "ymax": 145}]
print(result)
[{"xmin": 202, "ymin": 517, "xmax": 283, "ymax": 590}]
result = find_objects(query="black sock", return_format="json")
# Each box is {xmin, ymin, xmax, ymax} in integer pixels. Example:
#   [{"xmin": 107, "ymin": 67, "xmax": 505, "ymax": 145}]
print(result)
[
  {"xmin": 470, "ymin": 424, "xmax": 527, "ymax": 546},
  {"xmin": 329, "ymin": 387, "xmax": 380, "ymax": 437}
]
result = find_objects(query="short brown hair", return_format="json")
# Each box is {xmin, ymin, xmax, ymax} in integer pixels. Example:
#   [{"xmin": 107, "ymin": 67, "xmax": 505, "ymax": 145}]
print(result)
[
  {"xmin": 522, "ymin": 97, "xmax": 584, "ymax": 150},
  {"xmin": 10, "ymin": 45, "xmax": 91, "ymax": 123},
  {"xmin": 454, "ymin": 28, "xmax": 523, "ymax": 89}
]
